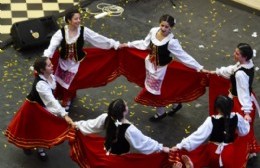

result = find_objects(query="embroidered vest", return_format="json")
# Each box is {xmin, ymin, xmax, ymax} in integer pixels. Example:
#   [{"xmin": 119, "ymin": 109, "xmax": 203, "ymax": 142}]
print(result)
[
  {"xmin": 209, "ymin": 115, "xmax": 238, "ymax": 143},
  {"xmin": 230, "ymin": 67, "xmax": 254, "ymax": 96},
  {"xmin": 149, "ymin": 41, "xmax": 172, "ymax": 66},
  {"xmin": 105, "ymin": 124, "xmax": 131, "ymax": 155},
  {"xmin": 59, "ymin": 26, "xmax": 85, "ymax": 62},
  {"xmin": 27, "ymin": 76, "xmax": 47, "ymax": 107}
]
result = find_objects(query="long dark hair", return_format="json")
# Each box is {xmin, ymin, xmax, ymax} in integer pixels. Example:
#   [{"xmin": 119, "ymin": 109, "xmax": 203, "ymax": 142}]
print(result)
[
  {"xmin": 214, "ymin": 95, "xmax": 234, "ymax": 142},
  {"xmin": 159, "ymin": 14, "xmax": 176, "ymax": 27},
  {"xmin": 65, "ymin": 8, "xmax": 80, "ymax": 24},
  {"xmin": 104, "ymin": 99, "xmax": 126, "ymax": 151},
  {"xmin": 237, "ymin": 43, "xmax": 253, "ymax": 61},
  {"xmin": 33, "ymin": 57, "xmax": 48, "ymax": 74}
]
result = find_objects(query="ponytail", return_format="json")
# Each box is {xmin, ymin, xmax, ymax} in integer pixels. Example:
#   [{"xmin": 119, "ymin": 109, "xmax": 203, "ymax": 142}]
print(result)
[
  {"xmin": 214, "ymin": 95, "xmax": 233, "ymax": 142},
  {"xmin": 104, "ymin": 99, "xmax": 126, "ymax": 152}
]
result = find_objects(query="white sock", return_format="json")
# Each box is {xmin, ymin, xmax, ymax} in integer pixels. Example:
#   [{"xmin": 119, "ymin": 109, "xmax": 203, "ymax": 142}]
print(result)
[{"xmin": 156, "ymin": 107, "xmax": 165, "ymax": 115}]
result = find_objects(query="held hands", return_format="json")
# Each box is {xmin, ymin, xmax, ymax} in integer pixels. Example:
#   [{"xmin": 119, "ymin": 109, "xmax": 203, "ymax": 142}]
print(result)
[
  {"xmin": 64, "ymin": 115, "xmax": 76, "ymax": 128},
  {"xmin": 118, "ymin": 43, "xmax": 128, "ymax": 49},
  {"xmin": 244, "ymin": 114, "xmax": 252, "ymax": 122},
  {"xmin": 170, "ymin": 146, "xmax": 179, "ymax": 152},
  {"xmin": 200, "ymin": 69, "xmax": 218, "ymax": 75},
  {"xmin": 162, "ymin": 146, "xmax": 170, "ymax": 153},
  {"xmin": 209, "ymin": 71, "xmax": 216, "ymax": 74},
  {"xmin": 200, "ymin": 69, "xmax": 210, "ymax": 73}
]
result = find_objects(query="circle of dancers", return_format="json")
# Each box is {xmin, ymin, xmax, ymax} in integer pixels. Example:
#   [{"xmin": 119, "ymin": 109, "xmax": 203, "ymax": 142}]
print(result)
[{"xmin": 5, "ymin": 8, "xmax": 260, "ymax": 168}]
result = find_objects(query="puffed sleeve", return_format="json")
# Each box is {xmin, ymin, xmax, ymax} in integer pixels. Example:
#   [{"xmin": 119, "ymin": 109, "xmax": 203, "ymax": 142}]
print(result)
[
  {"xmin": 83, "ymin": 27, "xmax": 120, "ymax": 50},
  {"xmin": 36, "ymin": 81, "xmax": 68, "ymax": 117},
  {"xmin": 125, "ymin": 125, "xmax": 163, "ymax": 154},
  {"xmin": 176, "ymin": 117, "xmax": 212, "ymax": 151},
  {"xmin": 233, "ymin": 113, "xmax": 250, "ymax": 136},
  {"xmin": 127, "ymin": 28, "xmax": 152, "ymax": 50},
  {"xmin": 235, "ymin": 71, "xmax": 253, "ymax": 114},
  {"xmin": 215, "ymin": 64, "xmax": 237, "ymax": 79},
  {"xmin": 43, "ymin": 30, "xmax": 63, "ymax": 58},
  {"xmin": 75, "ymin": 113, "xmax": 107, "ymax": 135},
  {"xmin": 168, "ymin": 38, "xmax": 203, "ymax": 71}
]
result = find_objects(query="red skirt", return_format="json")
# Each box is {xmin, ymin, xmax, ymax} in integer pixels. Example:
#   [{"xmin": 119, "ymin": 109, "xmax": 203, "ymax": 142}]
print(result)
[
  {"xmin": 118, "ymin": 48, "xmax": 209, "ymax": 107},
  {"xmin": 69, "ymin": 131, "xmax": 171, "ymax": 168},
  {"xmin": 5, "ymin": 100, "xmax": 75, "ymax": 149},
  {"xmin": 51, "ymin": 48, "xmax": 120, "ymax": 91},
  {"xmin": 208, "ymin": 74, "xmax": 260, "ymax": 153},
  {"xmin": 51, "ymin": 48, "xmax": 120, "ymax": 102},
  {"xmin": 51, "ymin": 48, "xmax": 208, "ymax": 107},
  {"xmin": 170, "ymin": 140, "xmax": 248, "ymax": 168},
  {"xmin": 233, "ymin": 96, "xmax": 260, "ymax": 153},
  {"xmin": 208, "ymin": 74, "xmax": 230, "ymax": 115}
]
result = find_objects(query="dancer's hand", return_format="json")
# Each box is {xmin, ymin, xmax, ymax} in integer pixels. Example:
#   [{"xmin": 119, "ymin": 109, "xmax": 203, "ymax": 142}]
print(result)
[
  {"xmin": 209, "ymin": 70, "xmax": 216, "ymax": 74},
  {"xmin": 200, "ymin": 69, "xmax": 210, "ymax": 73},
  {"xmin": 70, "ymin": 122, "xmax": 76, "ymax": 129},
  {"xmin": 170, "ymin": 146, "xmax": 179, "ymax": 152},
  {"xmin": 172, "ymin": 162, "xmax": 183, "ymax": 168},
  {"xmin": 64, "ymin": 115, "xmax": 75, "ymax": 127},
  {"xmin": 244, "ymin": 114, "xmax": 252, "ymax": 122},
  {"xmin": 162, "ymin": 147, "xmax": 170, "ymax": 153},
  {"xmin": 118, "ymin": 43, "xmax": 128, "ymax": 48}
]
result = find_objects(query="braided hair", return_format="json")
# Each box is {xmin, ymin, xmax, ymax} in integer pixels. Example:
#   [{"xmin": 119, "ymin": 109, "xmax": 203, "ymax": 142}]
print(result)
[
  {"xmin": 104, "ymin": 99, "xmax": 126, "ymax": 151},
  {"xmin": 214, "ymin": 95, "xmax": 234, "ymax": 142}
]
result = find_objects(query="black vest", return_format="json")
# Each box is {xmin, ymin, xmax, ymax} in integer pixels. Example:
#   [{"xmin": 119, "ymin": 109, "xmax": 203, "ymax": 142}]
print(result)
[
  {"xmin": 26, "ymin": 76, "xmax": 46, "ymax": 107},
  {"xmin": 209, "ymin": 115, "xmax": 238, "ymax": 143},
  {"xmin": 149, "ymin": 41, "xmax": 172, "ymax": 66},
  {"xmin": 230, "ymin": 67, "xmax": 254, "ymax": 96},
  {"xmin": 59, "ymin": 26, "xmax": 85, "ymax": 62},
  {"xmin": 105, "ymin": 124, "xmax": 131, "ymax": 155}
]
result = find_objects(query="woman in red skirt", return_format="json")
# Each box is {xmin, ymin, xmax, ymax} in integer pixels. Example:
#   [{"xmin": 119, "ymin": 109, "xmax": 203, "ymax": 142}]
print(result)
[
  {"xmin": 170, "ymin": 95, "xmax": 250, "ymax": 168},
  {"xmin": 121, "ymin": 14, "xmax": 208, "ymax": 122},
  {"xmin": 210, "ymin": 43, "xmax": 260, "ymax": 157},
  {"xmin": 43, "ymin": 8, "xmax": 122, "ymax": 110},
  {"xmin": 5, "ymin": 57, "xmax": 74, "ymax": 161},
  {"xmin": 70, "ymin": 99, "xmax": 171, "ymax": 168}
]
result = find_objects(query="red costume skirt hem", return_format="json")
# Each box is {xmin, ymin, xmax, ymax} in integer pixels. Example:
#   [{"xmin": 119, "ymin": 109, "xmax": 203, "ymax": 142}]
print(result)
[
  {"xmin": 69, "ymin": 131, "xmax": 171, "ymax": 168},
  {"xmin": 5, "ymin": 100, "xmax": 75, "ymax": 149}
]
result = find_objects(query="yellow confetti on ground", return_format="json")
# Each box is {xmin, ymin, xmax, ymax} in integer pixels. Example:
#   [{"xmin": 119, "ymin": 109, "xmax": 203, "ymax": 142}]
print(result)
[
  {"xmin": 104, "ymin": 102, "xmax": 109, "ymax": 106},
  {"xmin": 185, "ymin": 129, "xmax": 190, "ymax": 134}
]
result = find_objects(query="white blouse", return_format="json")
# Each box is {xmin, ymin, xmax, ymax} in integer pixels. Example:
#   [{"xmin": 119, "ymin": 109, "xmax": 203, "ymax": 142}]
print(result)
[
  {"xmin": 75, "ymin": 113, "xmax": 163, "ymax": 154},
  {"xmin": 176, "ymin": 112, "xmax": 250, "ymax": 151},
  {"xmin": 216, "ymin": 60, "xmax": 254, "ymax": 113},
  {"xmin": 43, "ymin": 25, "xmax": 120, "ymax": 58},
  {"xmin": 127, "ymin": 27, "xmax": 203, "ymax": 72},
  {"xmin": 36, "ymin": 74, "xmax": 68, "ymax": 117}
]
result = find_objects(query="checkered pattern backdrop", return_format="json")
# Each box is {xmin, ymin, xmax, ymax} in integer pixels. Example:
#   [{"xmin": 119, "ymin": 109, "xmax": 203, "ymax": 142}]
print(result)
[{"xmin": 0, "ymin": 0, "xmax": 80, "ymax": 35}]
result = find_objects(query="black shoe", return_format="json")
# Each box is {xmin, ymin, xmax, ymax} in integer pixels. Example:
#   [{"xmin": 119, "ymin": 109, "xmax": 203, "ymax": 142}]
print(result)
[
  {"xmin": 149, "ymin": 112, "xmax": 167, "ymax": 122},
  {"xmin": 23, "ymin": 149, "xmax": 33, "ymax": 155},
  {"xmin": 167, "ymin": 104, "xmax": 182, "ymax": 116},
  {"xmin": 37, "ymin": 149, "xmax": 48, "ymax": 161}
]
